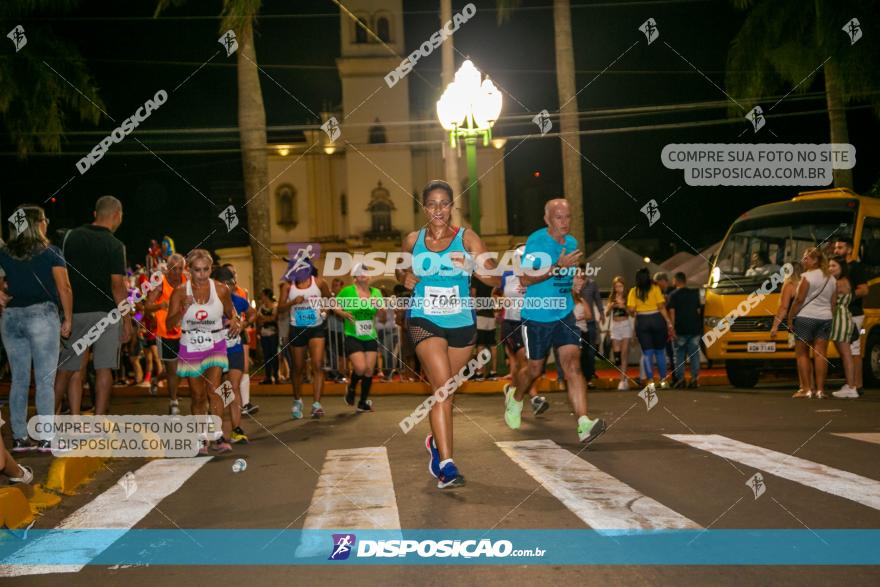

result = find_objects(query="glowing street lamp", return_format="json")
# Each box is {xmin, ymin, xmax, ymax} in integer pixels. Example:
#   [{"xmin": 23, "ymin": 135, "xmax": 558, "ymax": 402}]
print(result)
[{"xmin": 436, "ymin": 59, "xmax": 502, "ymax": 234}]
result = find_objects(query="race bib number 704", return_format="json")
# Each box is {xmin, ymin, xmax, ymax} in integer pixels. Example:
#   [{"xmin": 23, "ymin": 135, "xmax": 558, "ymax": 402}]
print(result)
[{"xmin": 424, "ymin": 285, "xmax": 460, "ymax": 316}]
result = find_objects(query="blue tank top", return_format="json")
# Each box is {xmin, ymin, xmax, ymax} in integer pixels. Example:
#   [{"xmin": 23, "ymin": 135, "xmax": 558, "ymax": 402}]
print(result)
[{"xmin": 409, "ymin": 227, "xmax": 474, "ymax": 328}]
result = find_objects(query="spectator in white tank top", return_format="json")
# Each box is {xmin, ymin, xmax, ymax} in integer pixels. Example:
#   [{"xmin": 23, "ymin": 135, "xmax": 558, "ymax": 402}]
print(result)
[{"xmin": 788, "ymin": 247, "xmax": 837, "ymax": 399}]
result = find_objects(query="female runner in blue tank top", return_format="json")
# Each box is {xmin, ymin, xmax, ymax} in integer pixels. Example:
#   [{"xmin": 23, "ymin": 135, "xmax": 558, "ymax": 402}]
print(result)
[{"xmin": 397, "ymin": 180, "xmax": 499, "ymax": 489}]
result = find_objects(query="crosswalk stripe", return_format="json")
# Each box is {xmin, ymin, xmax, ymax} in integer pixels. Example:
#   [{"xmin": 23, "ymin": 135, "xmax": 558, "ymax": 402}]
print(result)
[
  {"xmin": 0, "ymin": 457, "xmax": 211, "ymax": 577},
  {"xmin": 294, "ymin": 446, "xmax": 401, "ymax": 557},
  {"xmin": 497, "ymin": 439, "xmax": 701, "ymax": 530},
  {"xmin": 666, "ymin": 434, "xmax": 880, "ymax": 511},
  {"xmin": 832, "ymin": 432, "xmax": 880, "ymax": 445}
]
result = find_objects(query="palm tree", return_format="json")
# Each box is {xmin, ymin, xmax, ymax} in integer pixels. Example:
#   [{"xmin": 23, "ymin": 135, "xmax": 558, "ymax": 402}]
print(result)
[
  {"xmin": 726, "ymin": 0, "xmax": 880, "ymax": 189},
  {"xmin": 222, "ymin": 1, "xmax": 272, "ymax": 293},
  {"xmin": 552, "ymin": 0, "xmax": 584, "ymax": 247},
  {"xmin": 157, "ymin": 0, "xmax": 273, "ymax": 292},
  {"xmin": 0, "ymin": 2, "xmax": 104, "ymax": 158},
  {"xmin": 497, "ymin": 0, "xmax": 585, "ymax": 246}
]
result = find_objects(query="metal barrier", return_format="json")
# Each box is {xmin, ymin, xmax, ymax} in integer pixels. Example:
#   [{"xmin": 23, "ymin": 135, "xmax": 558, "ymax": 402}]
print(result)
[
  {"xmin": 324, "ymin": 314, "xmax": 346, "ymax": 375},
  {"xmin": 321, "ymin": 315, "xmax": 405, "ymax": 378},
  {"xmin": 377, "ymin": 323, "xmax": 403, "ymax": 377}
]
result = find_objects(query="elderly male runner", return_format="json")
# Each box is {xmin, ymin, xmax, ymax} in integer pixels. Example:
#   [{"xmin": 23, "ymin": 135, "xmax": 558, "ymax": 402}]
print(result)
[{"xmin": 503, "ymin": 199, "xmax": 605, "ymax": 443}]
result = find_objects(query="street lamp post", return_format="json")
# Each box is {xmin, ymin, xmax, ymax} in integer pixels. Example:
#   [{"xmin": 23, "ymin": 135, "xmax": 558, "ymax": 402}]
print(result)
[{"xmin": 436, "ymin": 60, "xmax": 502, "ymax": 235}]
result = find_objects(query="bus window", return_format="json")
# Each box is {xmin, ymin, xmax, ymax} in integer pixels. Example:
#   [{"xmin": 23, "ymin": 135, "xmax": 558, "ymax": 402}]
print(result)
[
  {"xmin": 714, "ymin": 210, "xmax": 854, "ymax": 285},
  {"xmin": 859, "ymin": 217, "xmax": 880, "ymax": 279}
]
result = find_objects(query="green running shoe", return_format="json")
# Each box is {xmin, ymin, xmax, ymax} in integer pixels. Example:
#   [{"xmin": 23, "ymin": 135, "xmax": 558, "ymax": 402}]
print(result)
[
  {"xmin": 504, "ymin": 384, "xmax": 523, "ymax": 430},
  {"xmin": 577, "ymin": 416, "xmax": 606, "ymax": 444}
]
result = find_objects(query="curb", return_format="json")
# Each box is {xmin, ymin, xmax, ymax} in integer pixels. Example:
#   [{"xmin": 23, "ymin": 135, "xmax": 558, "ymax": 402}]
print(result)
[
  {"xmin": 0, "ymin": 486, "xmax": 33, "ymax": 529},
  {"xmin": 46, "ymin": 456, "xmax": 106, "ymax": 495},
  {"xmin": 29, "ymin": 484, "xmax": 62, "ymax": 512},
  {"xmin": 594, "ymin": 374, "xmax": 730, "ymax": 390},
  {"xmin": 1, "ymin": 460, "xmax": 102, "ymax": 529}
]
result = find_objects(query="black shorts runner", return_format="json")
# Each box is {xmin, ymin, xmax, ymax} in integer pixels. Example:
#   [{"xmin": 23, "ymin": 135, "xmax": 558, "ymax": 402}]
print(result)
[
  {"xmin": 407, "ymin": 316, "xmax": 476, "ymax": 349},
  {"xmin": 501, "ymin": 319, "xmax": 525, "ymax": 353},
  {"xmin": 345, "ymin": 335, "xmax": 378, "ymax": 355},
  {"xmin": 476, "ymin": 330, "xmax": 495, "ymax": 346},
  {"xmin": 158, "ymin": 337, "xmax": 180, "ymax": 362},
  {"xmin": 288, "ymin": 323, "xmax": 327, "ymax": 347},
  {"xmin": 227, "ymin": 349, "xmax": 245, "ymax": 371}
]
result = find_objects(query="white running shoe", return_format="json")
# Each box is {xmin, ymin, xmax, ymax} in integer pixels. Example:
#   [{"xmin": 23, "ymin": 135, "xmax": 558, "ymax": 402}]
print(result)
[
  {"xmin": 832, "ymin": 385, "xmax": 859, "ymax": 399},
  {"xmin": 617, "ymin": 379, "xmax": 629, "ymax": 391},
  {"xmin": 9, "ymin": 464, "xmax": 33, "ymax": 485}
]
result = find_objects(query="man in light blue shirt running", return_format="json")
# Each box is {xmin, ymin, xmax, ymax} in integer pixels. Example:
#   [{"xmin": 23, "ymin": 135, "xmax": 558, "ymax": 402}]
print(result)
[{"xmin": 503, "ymin": 199, "xmax": 605, "ymax": 444}]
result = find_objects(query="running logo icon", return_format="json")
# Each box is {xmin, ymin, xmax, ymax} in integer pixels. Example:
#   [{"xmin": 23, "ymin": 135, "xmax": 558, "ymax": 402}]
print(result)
[
  {"xmin": 215, "ymin": 381, "xmax": 235, "ymax": 408},
  {"xmin": 118, "ymin": 472, "xmax": 137, "ymax": 500},
  {"xmin": 219, "ymin": 30, "xmax": 238, "ymax": 56},
  {"xmin": 640, "ymin": 199, "xmax": 660, "ymax": 227},
  {"xmin": 321, "ymin": 117, "xmax": 341, "ymax": 142},
  {"xmin": 745, "ymin": 105, "xmax": 765, "ymax": 132},
  {"xmin": 220, "ymin": 205, "xmax": 239, "ymax": 232},
  {"xmin": 638, "ymin": 382, "xmax": 659, "ymax": 411},
  {"xmin": 842, "ymin": 18, "xmax": 862, "ymax": 45},
  {"xmin": 532, "ymin": 110, "xmax": 552, "ymax": 135},
  {"xmin": 283, "ymin": 244, "xmax": 316, "ymax": 281},
  {"xmin": 8, "ymin": 209, "xmax": 28, "ymax": 238},
  {"xmin": 746, "ymin": 472, "xmax": 766, "ymax": 499},
  {"xmin": 7, "ymin": 25, "xmax": 26, "ymax": 52},
  {"xmin": 639, "ymin": 18, "xmax": 659, "ymax": 45},
  {"xmin": 329, "ymin": 533, "xmax": 356, "ymax": 560}
]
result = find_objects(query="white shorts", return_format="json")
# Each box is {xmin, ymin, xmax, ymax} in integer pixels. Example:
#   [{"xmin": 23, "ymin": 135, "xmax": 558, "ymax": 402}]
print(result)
[
  {"xmin": 610, "ymin": 318, "xmax": 634, "ymax": 341},
  {"xmin": 851, "ymin": 314, "xmax": 865, "ymax": 356},
  {"xmin": 476, "ymin": 315, "xmax": 496, "ymax": 331}
]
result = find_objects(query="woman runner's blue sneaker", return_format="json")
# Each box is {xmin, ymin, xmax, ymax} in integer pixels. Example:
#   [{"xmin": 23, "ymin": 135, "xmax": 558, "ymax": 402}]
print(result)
[
  {"xmin": 425, "ymin": 434, "xmax": 441, "ymax": 479},
  {"xmin": 437, "ymin": 461, "xmax": 465, "ymax": 489},
  {"xmin": 291, "ymin": 399, "xmax": 303, "ymax": 419}
]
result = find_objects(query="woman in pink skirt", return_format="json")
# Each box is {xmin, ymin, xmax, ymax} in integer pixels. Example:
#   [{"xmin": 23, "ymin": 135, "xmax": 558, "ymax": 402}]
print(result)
[{"xmin": 166, "ymin": 249, "xmax": 242, "ymax": 453}]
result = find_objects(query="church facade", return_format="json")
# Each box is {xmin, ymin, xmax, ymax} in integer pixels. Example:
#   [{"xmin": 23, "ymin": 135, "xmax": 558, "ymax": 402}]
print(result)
[{"xmin": 217, "ymin": 0, "xmax": 517, "ymax": 290}]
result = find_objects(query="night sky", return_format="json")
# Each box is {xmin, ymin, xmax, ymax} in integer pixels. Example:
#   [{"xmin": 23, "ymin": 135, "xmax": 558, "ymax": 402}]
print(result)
[{"xmin": 2, "ymin": 0, "xmax": 878, "ymax": 266}]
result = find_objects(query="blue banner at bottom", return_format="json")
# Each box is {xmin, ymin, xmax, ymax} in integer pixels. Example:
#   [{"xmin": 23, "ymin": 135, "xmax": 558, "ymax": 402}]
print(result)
[{"xmin": 1, "ymin": 529, "xmax": 879, "ymax": 566}]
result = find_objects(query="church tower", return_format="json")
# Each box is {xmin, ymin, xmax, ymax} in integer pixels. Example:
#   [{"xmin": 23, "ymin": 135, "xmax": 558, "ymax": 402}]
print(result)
[{"xmin": 337, "ymin": 0, "xmax": 414, "ymax": 240}]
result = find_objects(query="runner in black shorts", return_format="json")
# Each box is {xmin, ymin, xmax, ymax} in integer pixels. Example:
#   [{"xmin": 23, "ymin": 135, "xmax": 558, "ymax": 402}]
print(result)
[
  {"xmin": 336, "ymin": 264, "xmax": 385, "ymax": 412},
  {"xmin": 500, "ymin": 245, "xmax": 549, "ymax": 414},
  {"xmin": 397, "ymin": 180, "xmax": 499, "ymax": 489},
  {"xmin": 472, "ymin": 277, "xmax": 498, "ymax": 380},
  {"xmin": 278, "ymin": 259, "xmax": 333, "ymax": 419}
]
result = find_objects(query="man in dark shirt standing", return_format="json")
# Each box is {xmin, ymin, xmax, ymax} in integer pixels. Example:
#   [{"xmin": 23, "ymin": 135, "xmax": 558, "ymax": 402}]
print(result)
[
  {"xmin": 55, "ymin": 196, "xmax": 130, "ymax": 414},
  {"xmin": 578, "ymin": 272, "xmax": 604, "ymax": 387},
  {"xmin": 471, "ymin": 278, "xmax": 498, "ymax": 380},
  {"xmin": 666, "ymin": 272, "xmax": 703, "ymax": 388},
  {"xmin": 833, "ymin": 238, "xmax": 867, "ymax": 397}
]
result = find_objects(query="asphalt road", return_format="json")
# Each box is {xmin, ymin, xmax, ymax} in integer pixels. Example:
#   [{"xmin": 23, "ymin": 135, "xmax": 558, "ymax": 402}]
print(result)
[{"xmin": 4, "ymin": 382, "xmax": 880, "ymax": 586}]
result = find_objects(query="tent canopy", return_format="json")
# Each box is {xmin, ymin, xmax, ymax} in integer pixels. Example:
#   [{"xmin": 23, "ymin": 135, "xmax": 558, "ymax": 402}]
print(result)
[
  {"xmin": 668, "ymin": 241, "xmax": 722, "ymax": 286},
  {"xmin": 659, "ymin": 251, "xmax": 693, "ymax": 270},
  {"xmin": 585, "ymin": 241, "xmax": 664, "ymax": 291}
]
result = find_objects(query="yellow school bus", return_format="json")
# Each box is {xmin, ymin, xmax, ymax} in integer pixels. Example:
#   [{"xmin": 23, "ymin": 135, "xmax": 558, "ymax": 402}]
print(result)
[{"xmin": 703, "ymin": 188, "xmax": 880, "ymax": 387}]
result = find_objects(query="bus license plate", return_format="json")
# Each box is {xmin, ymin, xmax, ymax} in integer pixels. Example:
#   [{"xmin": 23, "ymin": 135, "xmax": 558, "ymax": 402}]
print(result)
[{"xmin": 747, "ymin": 342, "xmax": 775, "ymax": 353}]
